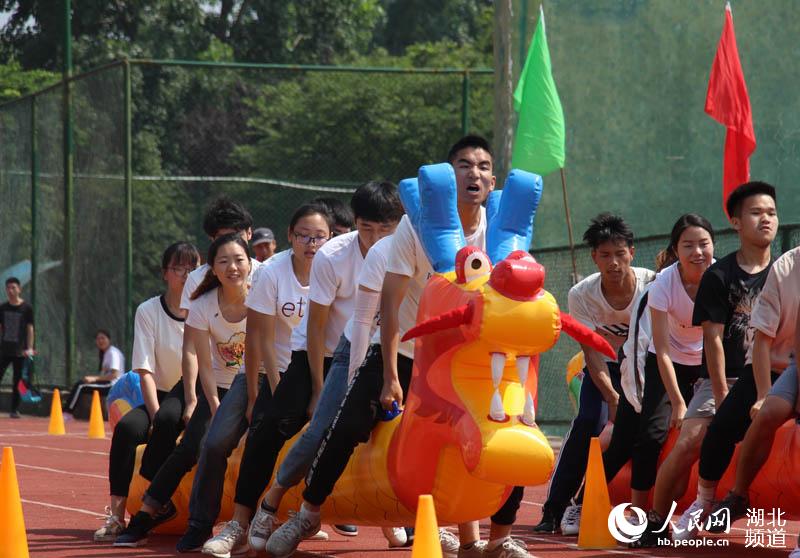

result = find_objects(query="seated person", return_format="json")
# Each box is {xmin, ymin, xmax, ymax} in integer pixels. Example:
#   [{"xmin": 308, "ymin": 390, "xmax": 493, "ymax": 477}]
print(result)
[{"xmin": 66, "ymin": 329, "xmax": 125, "ymax": 413}]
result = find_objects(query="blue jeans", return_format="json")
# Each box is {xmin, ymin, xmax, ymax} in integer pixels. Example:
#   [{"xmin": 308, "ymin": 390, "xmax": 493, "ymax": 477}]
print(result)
[
  {"xmin": 275, "ymin": 335, "xmax": 351, "ymax": 488},
  {"xmin": 188, "ymin": 373, "xmax": 250, "ymax": 530}
]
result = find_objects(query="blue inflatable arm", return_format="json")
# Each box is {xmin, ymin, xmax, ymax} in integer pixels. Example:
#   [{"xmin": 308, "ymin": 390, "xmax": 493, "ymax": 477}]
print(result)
[
  {"xmin": 107, "ymin": 371, "xmax": 144, "ymax": 409},
  {"xmin": 486, "ymin": 169, "xmax": 543, "ymax": 264},
  {"xmin": 485, "ymin": 190, "xmax": 502, "ymax": 226},
  {"xmin": 415, "ymin": 163, "xmax": 466, "ymax": 273},
  {"xmin": 398, "ymin": 177, "xmax": 421, "ymax": 228}
]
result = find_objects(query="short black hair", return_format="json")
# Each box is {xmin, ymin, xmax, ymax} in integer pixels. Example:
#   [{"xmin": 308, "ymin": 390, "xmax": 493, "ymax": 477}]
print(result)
[
  {"xmin": 447, "ymin": 135, "xmax": 493, "ymax": 164},
  {"xmin": 5, "ymin": 277, "xmax": 20, "ymax": 287},
  {"xmin": 349, "ymin": 181, "xmax": 404, "ymax": 224},
  {"xmin": 161, "ymin": 241, "xmax": 200, "ymax": 271},
  {"xmin": 202, "ymin": 196, "xmax": 254, "ymax": 237},
  {"xmin": 583, "ymin": 213, "xmax": 634, "ymax": 249},
  {"xmin": 290, "ymin": 202, "xmax": 333, "ymax": 232},
  {"xmin": 311, "ymin": 197, "xmax": 354, "ymax": 230},
  {"xmin": 726, "ymin": 181, "xmax": 777, "ymax": 218}
]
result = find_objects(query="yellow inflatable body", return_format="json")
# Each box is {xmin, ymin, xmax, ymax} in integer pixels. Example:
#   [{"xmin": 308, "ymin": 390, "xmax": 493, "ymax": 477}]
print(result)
[{"xmin": 128, "ymin": 247, "xmax": 616, "ymax": 532}]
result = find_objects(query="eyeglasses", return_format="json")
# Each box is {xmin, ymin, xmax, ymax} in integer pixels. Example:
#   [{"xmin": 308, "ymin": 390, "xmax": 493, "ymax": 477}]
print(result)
[
  {"xmin": 293, "ymin": 233, "xmax": 329, "ymax": 246},
  {"xmin": 167, "ymin": 266, "xmax": 194, "ymax": 277}
]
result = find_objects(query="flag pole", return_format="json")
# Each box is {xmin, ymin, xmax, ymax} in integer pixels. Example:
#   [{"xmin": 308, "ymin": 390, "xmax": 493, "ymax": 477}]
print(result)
[{"xmin": 559, "ymin": 167, "xmax": 579, "ymax": 284}]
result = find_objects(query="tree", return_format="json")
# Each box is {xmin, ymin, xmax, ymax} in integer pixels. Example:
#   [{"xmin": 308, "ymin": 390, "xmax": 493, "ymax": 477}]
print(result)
[{"xmin": 0, "ymin": 61, "xmax": 57, "ymax": 103}]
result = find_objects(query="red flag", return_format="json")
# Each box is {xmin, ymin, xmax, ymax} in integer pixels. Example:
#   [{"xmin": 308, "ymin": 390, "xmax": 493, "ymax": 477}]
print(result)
[{"xmin": 705, "ymin": 3, "xmax": 756, "ymax": 217}]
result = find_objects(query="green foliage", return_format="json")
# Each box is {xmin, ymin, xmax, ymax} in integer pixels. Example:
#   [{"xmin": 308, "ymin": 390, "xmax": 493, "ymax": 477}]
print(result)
[{"xmin": 0, "ymin": 61, "xmax": 58, "ymax": 103}]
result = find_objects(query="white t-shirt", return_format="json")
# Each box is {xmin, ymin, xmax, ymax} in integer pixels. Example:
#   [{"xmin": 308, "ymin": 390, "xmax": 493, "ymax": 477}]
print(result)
[
  {"xmin": 291, "ymin": 231, "xmax": 365, "ymax": 355},
  {"xmin": 185, "ymin": 288, "xmax": 247, "ymax": 389},
  {"xmin": 647, "ymin": 262, "xmax": 704, "ymax": 366},
  {"xmin": 245, "ymin": 250, "xmax": 309, "ymax": 373},
  {"xmin": 749, "ymin": 246, "xmax": 800, "ymax": 371},
  {"xmin": 343, "ymin": 235, "xmax": 416, "ymax": 359},
  {"xmin": 180, "ymin": 258, "xmax": 261, "ymax": 312},
  {"xmin": 386, "ymin": 209, "xmax": 487, "ymax": 341},
  {"xmin": 102, "ymin": 345, "xmax": 125, "ymax": 378},
  {"xmin": 131, "ymin": 295, "xmax": 185, "ymax": 392},
  {"xmin": 568, "ymin": 267, "xmax": 656, "ymax": 361}
]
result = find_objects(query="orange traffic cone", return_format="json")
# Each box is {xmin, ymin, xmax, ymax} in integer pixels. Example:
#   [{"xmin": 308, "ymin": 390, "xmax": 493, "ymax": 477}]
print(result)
[
  {"xmin": 577, "ymin": 437, "xmax": 618, "ymax": 549},
  {"xmin": 412, "ymin": 494, "xmax": 443, "ymax": 558},
  {"xmin": 48, "ymin": 388, "xmax": 65, "ymax": 435},
  {"xmin": 87, "ymin": 390, "xmax": 106, "ymax": 439},
  {"xmin": 0, "ymin": 447, "xmax": 30, "ymax": 558}
]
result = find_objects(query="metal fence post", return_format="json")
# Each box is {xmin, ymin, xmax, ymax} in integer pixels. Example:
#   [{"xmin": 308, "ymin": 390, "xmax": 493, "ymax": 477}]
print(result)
[
  {"xmin": 30, "ymin": 97, "xmax": 38, "ymax": 311},
  {"xmin": 124, "ymin": 60, "xmax": 133, "ymax": 356},
  {"xmin": 461, "ymin": 70, "xmax": 471, "ymax": 135},
  {"xmin": 63, "ymin": 0, "xmax": 75, "ymax": 386}
]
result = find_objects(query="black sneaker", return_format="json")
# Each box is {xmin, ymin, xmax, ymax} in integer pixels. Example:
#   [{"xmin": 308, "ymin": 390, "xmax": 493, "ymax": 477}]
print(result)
[
  {"xmin": 403, "ymin": 527, "xmax": 415, "ymax": 547},
  {"xmin": 629, "ymin": 510, "xmax": 669, "ymax": 548},
  {"xmin": 707, "ymin": 491, "xmax": 749, "ymax": 533},
  {"xmin": 9, "ymin": 411, "xmax": 20, "ymax": 419},
  {"xmin": 113, "ymin": 511, "xmax": 154, "ymax": 547},
  {"xmin": 176, "ymin": 525, "xmax": 212, "ymax": 553},
  {"xmin": 333, "ymin": 524, "xmax": 359, "ymax": 536},
  {"xmin": 533, "ymin": 504, "xmax": 564, "ymax": 534},
  {"xmin": 152, "ymin": 500, "xmax": 177, "ymax": 529}
]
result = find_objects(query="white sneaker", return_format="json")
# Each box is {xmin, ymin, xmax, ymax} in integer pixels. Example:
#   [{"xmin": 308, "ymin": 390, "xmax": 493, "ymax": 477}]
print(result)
[
  {"xmin": 560, "ymin": 504, "xmax": 582, "ymax": 536},
  {"xmin": 202, "ymin": 521, "xmax": 248, "ymax": 558},
  {"xmin": 382, "ymin": 527, "xmax": 408, "ymax": 548},
  {"xmin": 485, "ymin": 537, "xmax": 533, "ymax": 558},
  {"xmin": 94, "ymin": 507, "xmax": 125, "ymax": 542},
  {"xmin": 440, "ymin": 528, "xmax": 461, "ymax": 558},
  {"xmin": 672, "ymin": 499, "xmax": 707, "ymax": 541},
  {"xmin": 247, "ymin": 504, "xmax": 278, "ymax": 552},
  {"xmin": 308, "ymin": 528, "xmax": 329, "ymax": 541},
  {"xmin": 266, "ymin": 510, "xmax": 321, "ymax": 558}
]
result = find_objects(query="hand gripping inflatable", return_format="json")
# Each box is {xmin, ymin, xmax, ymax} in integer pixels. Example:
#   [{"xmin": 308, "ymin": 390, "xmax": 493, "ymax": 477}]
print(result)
[{"xmin": 127, "ymin": 165, "xmax": 614, "ymax": 530}]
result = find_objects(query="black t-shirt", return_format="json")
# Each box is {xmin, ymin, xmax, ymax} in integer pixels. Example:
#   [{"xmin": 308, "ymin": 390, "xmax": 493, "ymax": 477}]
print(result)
[
  {"xmin": 0, "ymin": 301, "xmax": 34, "ymax": 357},
  {"xmin": 692, "ymin": 251, "xmax": 772, "ymax": 378}
]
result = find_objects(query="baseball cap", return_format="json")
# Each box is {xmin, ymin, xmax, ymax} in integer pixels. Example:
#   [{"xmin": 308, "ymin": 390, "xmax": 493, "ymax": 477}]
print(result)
[{"xmin": 251, "ymin": 227, "xmax": 275, "ymax": 246}]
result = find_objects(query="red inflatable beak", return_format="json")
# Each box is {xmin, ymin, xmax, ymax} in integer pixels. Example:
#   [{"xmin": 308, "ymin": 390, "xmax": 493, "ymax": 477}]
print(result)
[
  {"xmin": 401, "ymin": 302, "xmax": 474, "ymax": 342},
  {"xmin": 559, "ymin": 311, "xmax": 617, "ymax": 360}
]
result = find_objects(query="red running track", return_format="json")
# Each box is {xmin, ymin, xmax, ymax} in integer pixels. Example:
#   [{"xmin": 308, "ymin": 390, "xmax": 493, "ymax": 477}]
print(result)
[{"xmin": 1, "ymin": 416, "xmax": 797, "ymax": 558}]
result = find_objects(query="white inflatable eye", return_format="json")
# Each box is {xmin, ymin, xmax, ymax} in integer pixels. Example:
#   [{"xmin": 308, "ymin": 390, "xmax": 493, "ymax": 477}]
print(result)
[{"xmin": 463, "ymin": 251, "xmax": 492, "ymax": 282}]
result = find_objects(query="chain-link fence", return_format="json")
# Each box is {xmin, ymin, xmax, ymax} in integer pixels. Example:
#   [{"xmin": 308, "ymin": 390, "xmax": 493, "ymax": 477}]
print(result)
[
  {"xmin": 2, "ymin": 58, "xmax": 799, "ymax": 427},
  {"xmin": 0, "ymin": 59, "xmax": 493, "ymax": 392}
]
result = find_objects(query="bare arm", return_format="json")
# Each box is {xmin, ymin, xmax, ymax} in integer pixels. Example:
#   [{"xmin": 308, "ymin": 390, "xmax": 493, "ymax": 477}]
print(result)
[
  {"xmin": 650, "ymin": 308, "xmax": 685, "ymax": 428},
  {"xmin": 581, "ymin": 345, "xmax": 619, "ymax": 422},
  {"xmin": 136, "ymin": 370, "xmax": 160, "ymax": 420},
  {"xmin": 379, "ymin": 272, "xmax": 411, "ymax": 410},
  {"xmin": 194, "ymin": 327, "xmax": 219, "ymax": 416},
  {"xmin": 305, "ymin": 301, "xmax": 330, "ymax": 417},
  {"xmin": 702, "ymin": 322, "xmax": 727, "ymax": 408},
  {"xmin": 181, "ymin": 324, "xmax": 200, "ymax": 424},
  {"xmin": 26, "ymin": 323, "xmax": 34, "ymax": 354},
  {"xmin": 751, "ymin": 330, "xmax": 774, "ymax": 419},
  {"xmin": 244, "ymin": 309, "xmax": 277, "ymax": 423}
]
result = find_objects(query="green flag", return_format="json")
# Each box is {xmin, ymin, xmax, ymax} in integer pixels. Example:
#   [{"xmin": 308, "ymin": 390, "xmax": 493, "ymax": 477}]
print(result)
[{"xmin": 512, "ymin": 6, "xmax": 565, "ymax": 176}]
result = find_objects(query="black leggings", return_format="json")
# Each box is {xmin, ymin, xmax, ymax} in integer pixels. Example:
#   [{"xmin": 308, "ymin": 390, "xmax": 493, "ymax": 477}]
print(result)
[
  {"xmin": 0, "ymin": 355, "xmax": 23, "ymax": 413},
  {"xmin": 303, "ymin": 346, "xmax": 412, "ymax": 506},
  {"xmin": 143, "ymin": 384, "xmax": 227, "ymax": 508},
  {"xmin": 593, "ymin": 353, "xmax": 702, "ymax": 492},
  {"xmin": 108, "ymin": 380, "xmax": 186, "ymax": 497},
  {"xmin": 234, "ymin": 351, "xmax": 332, "ymax": 509},
  {"xmin": 698, "ymin": 365, "xmax": 780, "ymax": 482}
]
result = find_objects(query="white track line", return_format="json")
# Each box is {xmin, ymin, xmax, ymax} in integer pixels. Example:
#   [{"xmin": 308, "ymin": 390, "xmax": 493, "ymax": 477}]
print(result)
[
  {"xmin": 517, "ymin": 534, "xmax": 657, "ymax": 558},
  {"xmin": 21, "ymin": 498, "xmax": 105, "ymax": 518},
  {"xmin": 522, "ymin": 500, "xmax": 543, "ymax": 507},
  {"xmin": 1, "ymin": 442, "xmax": 107, "ymax": 456},
  {"xmin": 16, "ymin": 463, "xmax": 106, "ymax": 479}
]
